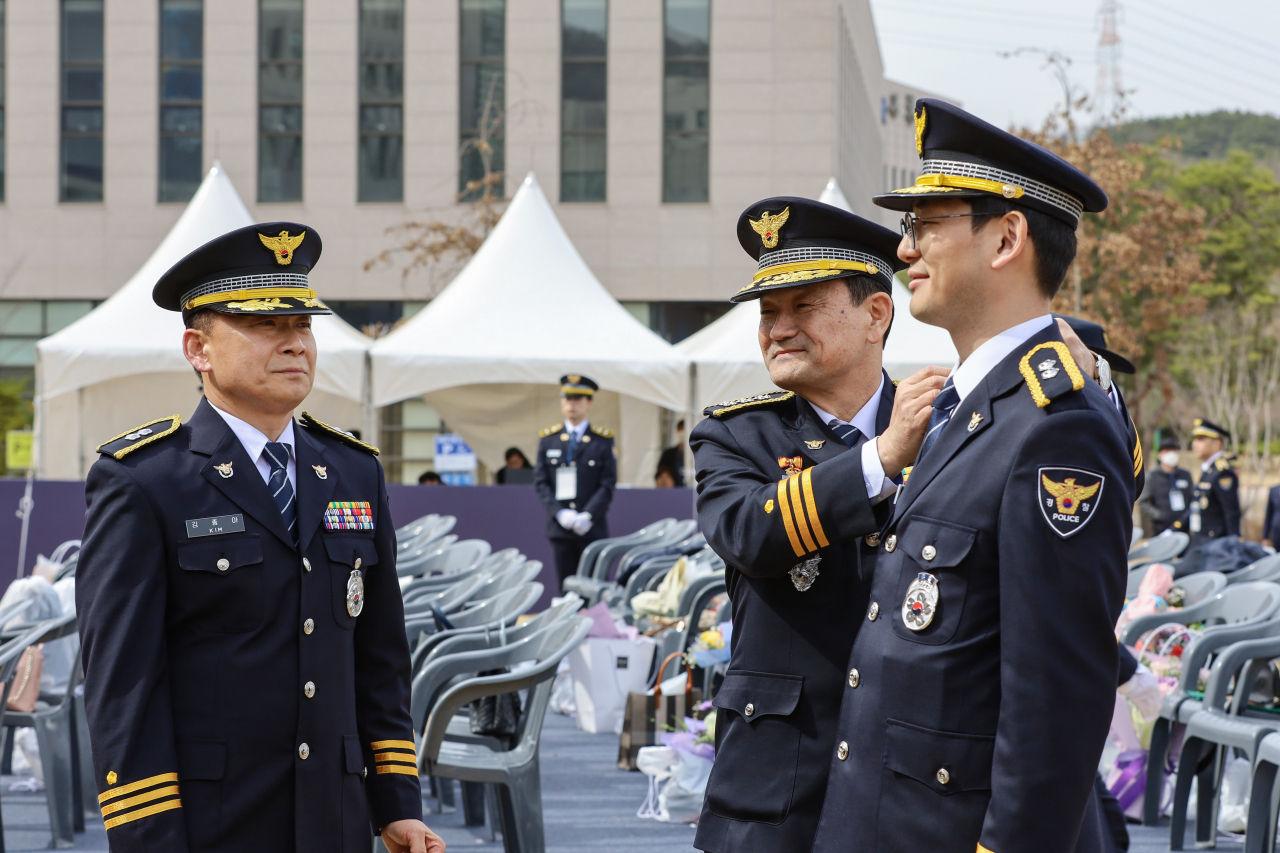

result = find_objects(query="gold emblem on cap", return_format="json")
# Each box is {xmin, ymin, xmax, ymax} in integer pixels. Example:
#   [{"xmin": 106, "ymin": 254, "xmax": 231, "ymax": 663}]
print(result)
[
  {"xmin": 259, "ymin": 230, "xmax": 306, "ymax": 266},
  {"xmin": 226, "ymin": 298, "xmax": 288, "ymax": 312},
  {"xmin": 749, "ymin": 207, "xmax": 790, "ymax": 250},
  {"xmin": 915, "ymin": 106, "xmax": 927, "ymax": 155},
  {"xmin": 567, "ymin": 375, "xmax": 581, "ymax": 384}
]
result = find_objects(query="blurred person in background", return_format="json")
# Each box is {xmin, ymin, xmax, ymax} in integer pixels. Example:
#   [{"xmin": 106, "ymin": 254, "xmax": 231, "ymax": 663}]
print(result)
[
  {"xmin": 494, "ymin": 447, "xmax": 532, "ymax": 484},
  {"xmin": 1188, "ymin": 418, "xmax": 1240, "ymax": 546},
  {"xmin": 654, "ymin": 466, "xmax": 678, "ymax": 488},
  {"xmin": 656, "ymin": 419, "xmax": 687, "ymax": 486},
  {"xmin": 1263, "ymin": 480, "xmax": 1280, "ymax": 548},
  {"xmin": 418, "ymin": 470, "xmax": 444, "ymax": 485},
  {"xmin": 1141, "ymin": 434, "xmax": 1193, "ymax": 536}
]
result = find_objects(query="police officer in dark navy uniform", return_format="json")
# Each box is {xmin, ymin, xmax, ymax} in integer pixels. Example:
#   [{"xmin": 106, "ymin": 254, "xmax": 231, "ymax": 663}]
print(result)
[
  {"xmin": 77, "ymin": 223, "xmax": 443, "ymax": 853},
  {"xmin": 811, "ymin": 100, "xmax": 1137, "ymax": 853},
  {"xmin": 690, "ymin": 197, "xmax": 947, "ymax": 853},
  {"xmin": 1141, "ymin": 434, "xmax": 1194, "ymax": 535},
  {"xmin": 534, "ymin": 375, "xmax": 617, "ymax": 589},
  {"xmin": 1188, "ymin": 417, "xmax": 1240, "ymax": 545}
]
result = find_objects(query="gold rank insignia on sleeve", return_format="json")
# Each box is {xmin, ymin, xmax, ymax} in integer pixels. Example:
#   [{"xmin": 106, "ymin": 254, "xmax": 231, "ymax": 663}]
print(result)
[
  {"xmin": 371, "ymin": 739, "xmax": 419, "ymax": 776},
  {"xmin": 98, "ymin": 772, "xmax": 182, "ymax": 830},
  {"xmin": 775, "ymin": 466, "xmax": 829, "ymax": 557}
]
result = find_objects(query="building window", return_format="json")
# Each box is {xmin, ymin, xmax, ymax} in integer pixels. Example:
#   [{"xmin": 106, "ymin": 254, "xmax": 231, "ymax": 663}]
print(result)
[
  {"xmin": 662, "ymin": 0, "xmax": 709, "ymax": 203},
  {"xmin": 359, "ymin": 0, "xmax": 403, "ymax": 203},
  {"xmin": 560, "ymin": 0, "xmax": 606, "ymax": 202},
  {"xmin": 459, "ymin": 0, "xmax": 504, "ymax": 201},
  {"xmin": 379, "ymin": 400, "xmax": 448, "ymax": 485},
  {"xmin": 0, "ymin": 0, "xmax": 6, "ymax": 203},
  {"xmin": 60, "ymin": 0, "xmax": 104, "ymax": 203},
  {"xmin": 259, "ymin": 0, "xmax": 303, "ymax": 202},
  {"xmin": 159, "ymin": 0, "xmax": 203, "ymax": 202},
  {"xmin": 0, "ymin": 301, "xmax": 97, "ymax": 382}
]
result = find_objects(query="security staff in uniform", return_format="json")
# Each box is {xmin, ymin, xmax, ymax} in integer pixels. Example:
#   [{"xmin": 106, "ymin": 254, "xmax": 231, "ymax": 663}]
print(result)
[
  {"xmin": 534, "ymin": 375, "xmax": 617, "ymax": 589},
  {"xmin": 1188, "ymin": 417, "xmax": 1240, "ymax": 545},
  {"xmin": 1141, "ymin": 434, "xmax": 1193, "ymax": 535},
  {"xmin": 77, "ymin": 223, "xmax": 443, "ymax": 853},
  {"xmin": 811, "ymin": 100, "xmax": 1137, "ymax": 853},
  {"xmin": 691, "ymin": 197, "xmax": 946, "ymax": 853}
]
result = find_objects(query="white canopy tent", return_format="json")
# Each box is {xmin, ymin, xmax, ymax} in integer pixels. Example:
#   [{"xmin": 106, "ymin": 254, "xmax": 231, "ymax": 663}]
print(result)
[
  {"xmin": 678, "ymin": 178, "xmax": 958, "ymax": 416},
  {"xmin": 35, "ymin": 163, "xmax": 372, "ymax": 479},
  {"xmin": 370, "ymin": 173, "xmax": 690, "ymax": 486}
]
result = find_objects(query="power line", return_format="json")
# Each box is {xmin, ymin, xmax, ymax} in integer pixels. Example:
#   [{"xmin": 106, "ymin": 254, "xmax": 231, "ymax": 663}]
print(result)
[{"xmin": 1123, "ymin": 0, "xmax": 1280, "ymax": 67}]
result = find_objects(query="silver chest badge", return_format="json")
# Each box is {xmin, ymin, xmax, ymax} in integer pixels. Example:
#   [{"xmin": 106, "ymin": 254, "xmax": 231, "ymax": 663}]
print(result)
[
  {"xmin": 789, "ymin": 554, "xmax": 821, "ymax": 592},
  {"xmin": 346, "ymin": 570, "xmax": 364, "ymax": 617},
  {"xmin": 902, "ymin": 572, "xmax": 939, "ymax": 631}
]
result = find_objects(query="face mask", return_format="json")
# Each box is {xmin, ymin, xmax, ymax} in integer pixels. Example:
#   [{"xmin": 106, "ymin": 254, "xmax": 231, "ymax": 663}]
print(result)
[{"xmin": 1159, "ymin": 451, "xmax": 1180, "ymax": 468}]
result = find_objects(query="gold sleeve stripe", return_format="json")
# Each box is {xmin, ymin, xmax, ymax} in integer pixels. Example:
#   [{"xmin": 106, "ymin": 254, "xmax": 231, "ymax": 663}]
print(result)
[
  {"xmin": 103, "ymin": 798, "xmax": 182, "ymax": 830},
  {"xmin": 977, "ymin": 845, "xmax": 996, "ymax": 853},
  {"xmin": 374, "ymin": 752, "xmax": 418, "ymax": 765},
  {"xmin": 800, "ymin": 468, "xmax": 829, "ymax": 548},
  {"xmin": 99, "ymin": 772, "xmax": 180, "ymax": 804},
  {"xmin": 377, "ymin": 764, "xmax": 420, "ymax": 776},
  {"xmin": 776, "ymin": 478, "xmax": 805, "ymax": 557},
  {"xmin": 788, "ymin": 474, "xmax": 818, "ymax": 553},
  {"xmin": 1131, "ymin": 416, "xmax": 1144, "ymax": 477},
  {"xmin": 100, "ymin": 785, "xmax": 181, "ymax": 818},
  {"xmin": 370, "ymin": 739, "xmax": 417, "ymax": 752}
]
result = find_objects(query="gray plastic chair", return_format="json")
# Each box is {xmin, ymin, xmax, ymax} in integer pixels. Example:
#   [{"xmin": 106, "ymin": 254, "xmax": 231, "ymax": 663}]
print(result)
[
  {"xmin": 396, "ymin": 513, "xmax": 438, "ymax": 539},
  {"xmin": 1226, "ymin": 553, "xmax": 1280, "ymax": 586},
  {"xmin": 398, "ymin": 539, "xmax": 491, "ymax": 579},
  {"xmin": 418, "ymin": 615, "xmax": 592, "ymax": 853},
  {"xmin": 396, "ymin": 515, "xmax": 457, "ymax": 550},
  {"xmin": 467, "ymin": 562, "xmax": 543, "ymax": 603},
  {"xmin": 569, "ymin": 521, "xmax": 700, "ymax": 605},
  {"xmin": 1129, "ymin": 529, "xmax": 1191, "ymax": 566},
  {"xmin": 1120, "ymin": 581, "xmax": 1280, "ymax": 647},
  {"xmin": 403, "ymin": 553, "xmax": 528, "ymax": 603},
  {"xmin": 402, "ymin": 572, "xmax": 495, "ymax": 616},
  {"xmin": 562, "ymin": 519, "xmax": 676, "ymax": 597},
  {"xmin": 397, "ymin": 534, "xmax": 460, "ymax": 573},
  {"xmin": 417, "ymin": 596, "xmax": 584, "ymax": 675},
  {"xmin": 1246, "ymin": 731, "xmax": 1280, "ymax": 852},
  {"xmin": 409, "ymin": 584, "xmax": 545, "ymax": 674},
  {"xmin": 1126, "ymin": 567, "xmax": 1228, "ymax": 603}
]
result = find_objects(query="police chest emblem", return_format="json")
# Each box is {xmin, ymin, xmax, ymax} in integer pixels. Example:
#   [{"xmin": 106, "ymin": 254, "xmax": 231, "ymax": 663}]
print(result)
[
  {"xmin": 346, "ymin": 570, "xmax": 364, "ymax": 617},
  {"xmin": 902, "ymin": 572, "xmax": 939, "ymax": 630},
  {"xmin": 213, "ymin": 461, "xmax": 234, "ymax": 478},
  {"xmin": 789, "ymin": 554, "xmax": 821, "ymax": 592},
  {"xmin": 805, "ymin": 440, "xmax": 826, "ymax": 450},
  {"xmin": 1039, "ymin": 467, "xmax": 1105, "ymax": 539}
]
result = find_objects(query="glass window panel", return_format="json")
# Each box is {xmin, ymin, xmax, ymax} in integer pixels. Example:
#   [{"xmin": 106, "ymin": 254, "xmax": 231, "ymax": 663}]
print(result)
[
  {"xmin": 45, "ymin": 301, "xmax": 95, "ymax": 333},
  {"xmin": 360, "ymin": 0, "xmax": 403, "ymax": 202},
  {"xmin": 359, "ymin": 105, "xmax": 403, "ymax": 133},
  {"xmin": 360, "ymin": 0, "xmax": 404, "ymax": 61},
  {"xmin": 664, "ymin": 0, "xmax": 708, "ymax": 56},
  {"xmin": 62, "ymin": 106, "xmax": 103, "ymax": 134},
  {"xmin": 63, "ymin": 1, "xmax": 104, "ymax": 63},
  {"xmin": 359, "ymin": 62, "xmax": 404, "ymax": 102},
  {"xmin": 260, "ymin": 63, "xmax": 303, "ymax": 102},
  {"xmin": 562, "ymin": 0, "xmax": 605, "ymax": 57},
  {"xmin": 662, "ymin": 132, "xmax": 708, "ymax": 203},
  {"xmin": 663, "ymin": 0, "xmax": 708, "ymax": 203},
  {"xmin": 160, "ymin": 134, "xmax": 202, "ymax": 201},
  {"xmin": 62, "ymin": 67, "xmax": 103, "ymax": 102},
  {"xmin": 161, "ymin": 65, "xmax": 203, "ymax": 102},
  {"xmin": 561, "ymin": 135, "xmax": 605, "ymax": 202},
  {"xmin": 259, "ymin": 135, "xmax": 303, "ymax": 202},
  {"xmin": 161, "ymin": 1, "xmax": 203, "ymax": 60},
  {"xmin": 260, "ymin": 105, "xmax": 302, "ymax": 134},
  {"xmin": 359, "ymin": 134, "xmax": 403, "ymax": 202},
  {"xmin": 459, "ymin": 0, "xmax": 504, "ymax": 199},
  {"xmin": 260, "ymin": 0, "xmax": 303, "ymax": 61},
  {"xmin": 0, "ymin": 302, "xmax": 42, "ymax": 335},
  {"xmin": 161, "ymin": 106, "xmax": 202, "ymax": 133},
  {"xmin": 0, "ymin": 338, "xmax": 36, "ymax": 368},
  {"xmin": 562, "ymin": 63, "xmax": 605, "ymax": 116},
  {"xmin": 460, "ymin": 0, "xmax": 504, "ymax": 60},
  {"xmin": 459, "ymin": 64, "xmax": 504, "ymax": 133}
]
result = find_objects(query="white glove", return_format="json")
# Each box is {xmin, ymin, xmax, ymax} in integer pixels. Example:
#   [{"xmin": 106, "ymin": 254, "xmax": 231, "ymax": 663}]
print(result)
[
  {"xmin": 572, "ymin": 512, "xmax": 594, "ymax": 536},
  {"xmin": 556, "ymin": 509, "xmax": 577, "ymax": 529},
  {"xmin": 1118, "ymin": 669, "xmax": 1162, "ymax": 722}
]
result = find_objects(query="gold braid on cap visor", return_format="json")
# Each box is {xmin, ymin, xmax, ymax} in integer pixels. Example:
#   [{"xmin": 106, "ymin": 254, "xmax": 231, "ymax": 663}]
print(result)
[
  {"xmin": 898, "ymin": 158, "xmax": 1086, "ymax": 222},
  {"xmin": 184, "ymin": 288, "xmax": 320, "ymax": 310}
]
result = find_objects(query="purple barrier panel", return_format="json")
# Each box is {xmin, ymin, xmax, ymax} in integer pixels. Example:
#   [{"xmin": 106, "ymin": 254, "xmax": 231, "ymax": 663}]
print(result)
[
  {"xmin": 386, "ymin": 484, "xmax": 696, "ymax": 608},
  {"xmin": 0, "ymin": 479, "xmax": 89, "ymax": 582}
]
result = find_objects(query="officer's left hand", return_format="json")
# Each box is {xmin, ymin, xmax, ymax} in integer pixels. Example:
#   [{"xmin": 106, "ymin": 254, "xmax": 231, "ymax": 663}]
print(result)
[
  {"xmin": 572, "ymin": 512, "xmax": 594, "ymax": 536},
  {"xmin": 382, "ymin": 819, "xmax": 446, "ymax": 853},
  {"xmin": 1055, "ymin": 318, "xmax": 1098, "ymax": 380}
]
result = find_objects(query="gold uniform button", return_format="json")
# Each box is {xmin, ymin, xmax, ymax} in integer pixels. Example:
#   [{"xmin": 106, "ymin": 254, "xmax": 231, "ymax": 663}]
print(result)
[
  {"xmin": 217, "ymin": 558, "xmax": 230, "ymax": 571},
  {"xmin": 936, "ymin": 768, "xmax": 950, "ymax": 785},
  {"xmin": 868, "ymin": 602, "xmax": 879, "ymax": 621},
  {"xmin": 354, "ymin": 557, "xmax": 362, "ymax": 570},
  {"xmin": 303, "ymin": 681, "xmax": 315, "ymax": 698},
  {"xmin": 744, "ymin": 703, "xmax": 755, "ymax": 717},
  {"xmin": 298, "ymin": 743, "xmax": 310, "ymax": 760},
  {"xmin": 848, "ymin": 668, "xmax": 860, "ymax": 688},
  {"xmin": 884, "ymin": 535, "xmax": 897, "ymax": 553},
  {"xmin": 837, "ymin": 741, "xmax": 849, "ymax": 761},
  {"xmin": 302, "ymin": 557, "xmax": 311, "ymax": 572},
  {"xmin": 865, "ymin": 533, "xmax": 881, "ymax": 548},
  {"xmin": 303, "ymin": 618, "xmax": 314, "ymax": 635},
  {"xmin": 922, "ymin": 545, "xmax": 937, "ymax": 561}
]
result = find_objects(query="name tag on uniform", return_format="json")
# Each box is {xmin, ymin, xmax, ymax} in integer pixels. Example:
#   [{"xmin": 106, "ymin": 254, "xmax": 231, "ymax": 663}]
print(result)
[
  {"xmin": 186, "ymin": 515, "xmax": 246, "ymax": 538},
  {"xmin": 556, "ymin": 466, "xmax": 578, "ymax": 501},
  {"xmin": 546, "ymin": 449, "xmax": 562, "ymax": 459},
  {"xmin": 1169, "ymin": 490, "xmax": 1185, "ymax": 512}
]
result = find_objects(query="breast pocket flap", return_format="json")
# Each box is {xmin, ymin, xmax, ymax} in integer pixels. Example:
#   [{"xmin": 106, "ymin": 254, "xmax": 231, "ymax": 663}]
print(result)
[
  {"xmin": 882, "ymin": 719, "xmax": 994, "ymax": 795},
  {"xmin": 900, "ymin": 518, "xmax": 977, "ymax": 569},
  {"xmin": 323, "ymin": 536, "xmax": 380, "ymax": 568},
  {"xmin": 177, "ymin": 536, "xmax": 263, "ymax": 575},
  {"xmin": 177, "ymin": 740, "xmax": 227, "ymax": 781},
  {"xmin": 711, "ymin": 671, "xmax": 802, "ymax": 719}
]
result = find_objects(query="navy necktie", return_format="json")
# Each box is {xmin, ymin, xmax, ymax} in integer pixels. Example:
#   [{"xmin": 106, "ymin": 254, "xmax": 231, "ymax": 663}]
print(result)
[
  {"xmin": 828, "ymin": 421, "xmax": 863, "ymax": 449},
  {"xmin": 263, "ymin": 442, "xmax": 297, "ymax": 544},
  {"xmin": 915, "ymin": 378, "xmax": 960, "ymax": 464}
]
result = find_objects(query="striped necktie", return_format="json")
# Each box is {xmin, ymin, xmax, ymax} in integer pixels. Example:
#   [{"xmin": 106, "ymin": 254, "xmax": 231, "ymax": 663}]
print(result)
[
  {"xmin": 915, "ymin": 377, "xmax": 960, "ymax": 464},
  {"xmin": 263, "ymin": 442, "xmax": 297, "ymax": 545},
  {"xmin": 828, "ymin": 421, "xmax": 863, "ymax": 449}
]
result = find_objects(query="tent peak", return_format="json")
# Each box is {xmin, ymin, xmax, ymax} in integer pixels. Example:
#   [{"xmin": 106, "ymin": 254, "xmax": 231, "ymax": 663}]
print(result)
[
  {"xmin": 520, "ymin": 171, "xmax": 540, "ymax": 190},
  {"xmin": 818, "ymin": 178, "xmax": 853, "ymax": 213}
]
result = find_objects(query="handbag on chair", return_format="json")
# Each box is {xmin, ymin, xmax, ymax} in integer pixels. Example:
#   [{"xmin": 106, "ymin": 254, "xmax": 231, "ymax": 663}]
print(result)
[
  {"xmin": 6, "ymin": 644, "xmax": 43, "ymax": 714},
  {"xmin": 617, "ymin": 652, "xmax": 699, "ymax": 771}
]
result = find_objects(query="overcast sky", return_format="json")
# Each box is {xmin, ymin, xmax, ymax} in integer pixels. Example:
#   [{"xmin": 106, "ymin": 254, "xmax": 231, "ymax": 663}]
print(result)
[{"xmin": 868, "ymin": 0, "xmax": 1280, "ymax": 131}]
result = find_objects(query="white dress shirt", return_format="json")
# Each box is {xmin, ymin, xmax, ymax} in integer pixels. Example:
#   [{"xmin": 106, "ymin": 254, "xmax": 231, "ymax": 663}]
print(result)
[
  {"xmin": 1201, "ymin": 450, "xmax": 1224, "ymax": 474},
  {"xmin": 806, "ymin": 375, "xmax": 897, "ymax": 502},
  {"xmin": 563, "ymin": 419, "xmax": 590, "ymax": 443},
  {"xmin": 209, "ymin": 402, "xmax": 298, "ymax": 492}
]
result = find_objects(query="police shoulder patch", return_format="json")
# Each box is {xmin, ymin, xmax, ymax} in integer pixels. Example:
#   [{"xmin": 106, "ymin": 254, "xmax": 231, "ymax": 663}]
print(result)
[
  {"xmin": 539, "ymin": 423, "xmax": 564, "ymax": 438},
  {"xmin": 299, "ymin": 412, "xmax": 379, "ymax": 455},
  {"xmin": 1039, "ymin": 466, "xmax": 1106, "ymax": 539},
  {"xmin": 590, "ymin": 424, "xmax": 614, "ymax": 439},
  {"xmin": 96, "ymin": 415, "xmax": 182, "ymax": 460},
  {"xmin": 1019, "ymin": 342, "xmax": 1085, "ymax": 408},
  {"xmin": 704, "ymin": 390, "xmax": 796, "ymax": 419}
]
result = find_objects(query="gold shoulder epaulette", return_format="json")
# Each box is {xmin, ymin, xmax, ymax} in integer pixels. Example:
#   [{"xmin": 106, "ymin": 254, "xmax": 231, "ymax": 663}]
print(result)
[
  {"xmin": 299, "ymin": 412, "xmax": 379, "ymax": 455},
  {"xmin": 539, "ymin": 423, "xmax": 564, "ymax": 438},
  {"xmin": 1018, "ymin": 341, "xmax": 1084, "ymax": 408},
  {"xmin": 1215, "ymin": 457, "xmax": 1231, "ymax": 472},
  {"xmin": 892, "ymin": 379, "xmax": 900, "ymax": 387},
  {"xmin": 704, "ymin": 390, "xmax": 796, "ymax": 419},
  {"xmin": 96, "ymin": 415, "xmax": 182, "ymax": 460},
  {"xmin": 590, "ymin": 425, "xmax": 614, "ymax": 438}
]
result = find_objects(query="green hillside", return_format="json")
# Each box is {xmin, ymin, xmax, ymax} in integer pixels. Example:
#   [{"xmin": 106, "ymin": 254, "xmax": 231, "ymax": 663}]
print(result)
[{"xmin": 1109, "ymin": 111, "xmax": 1280, "ymax": 171}]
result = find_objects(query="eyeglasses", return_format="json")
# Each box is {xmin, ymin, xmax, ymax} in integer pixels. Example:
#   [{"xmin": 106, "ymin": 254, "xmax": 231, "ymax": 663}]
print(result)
[{"xmin": 899, "ymin": 212, "xmax": 988, "ymax": 250}]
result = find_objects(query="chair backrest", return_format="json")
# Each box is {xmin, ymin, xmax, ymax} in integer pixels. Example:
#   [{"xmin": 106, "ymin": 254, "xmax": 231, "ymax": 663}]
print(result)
[
  {"xmin": 395, "ymin": 513, "xmax": 438, "ymax": 539},
  {"xmin": 470, "ymin": 561, "xmax": 542, "ymax": 601},
  {"xmin": 1176, "ymin": 571, "xmax": 1228, "ymax": 606},
  {"xmin": 397, "ymin": 517, "xmax": 459, "ymax": 554},
  {"xmin": 415, "ymin": 594, "xmax": 584, "ymax": 676},
  {"xmin": 1225, "ymin": 553, "xmax": 1280, "ymax": 585},
  {"xmin": 48, "ymin": 540, "xmax": 81, "ymax": 565},
  {"xmin": 584, "ymin": 519, "xmax": 678, "ymax": 579},
  {"xmin": 398, "ymin": 536, "xmax": 483, "ymax": 578},
  {"xmin": 1176, "ymin": 611, "xmax": 1280, "ymax": 695},
  {"xmin": 445, "ymin": 583, "xmax": 543, "ymax": 630},
  {"xmin": 1128, "ymin": 530, "xmax": 1190, "ymax": 565},
  {"xmin": 1120, "ymin": 581, "xmax": 1280, "ymax": 645},
  {"xmin": 397, "ymin": 534, "xmax": 459, "ymax": 571},
  {"xmin": 402, "ymin": 571, "xmax": 494, "ymax": 613},
  {"xmin": 475, "ymin": 548, "xmax": 522, "ymax": 574}
]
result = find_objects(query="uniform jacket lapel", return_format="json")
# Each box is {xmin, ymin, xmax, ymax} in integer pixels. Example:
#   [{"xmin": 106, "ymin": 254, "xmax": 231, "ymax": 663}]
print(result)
[
  {"xmin": 294, "ymin": 425, "xmax": 335, "ymax": 551},
  {"xmin": 188, "ymin": 398, "xmax": 296, "ymax": 550},
  {"xmin": 875, "ymin": 371, "xmax": 895, "ymax": 438}
]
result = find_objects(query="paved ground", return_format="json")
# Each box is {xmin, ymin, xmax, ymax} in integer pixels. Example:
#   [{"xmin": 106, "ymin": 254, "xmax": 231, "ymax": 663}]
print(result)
[{"xmin": 0, "ymin": 714, "xmax": 1259, "ymax": 852}]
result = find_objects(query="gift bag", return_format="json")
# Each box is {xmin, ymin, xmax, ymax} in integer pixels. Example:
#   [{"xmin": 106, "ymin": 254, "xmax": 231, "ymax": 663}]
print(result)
[
  {"xmin": 618, "ymin": 653, "xmax": 699, "ymax": 770},
  {"xmin": 568, "ymin": 635, "xmax": 656, "ymax": 734}
]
